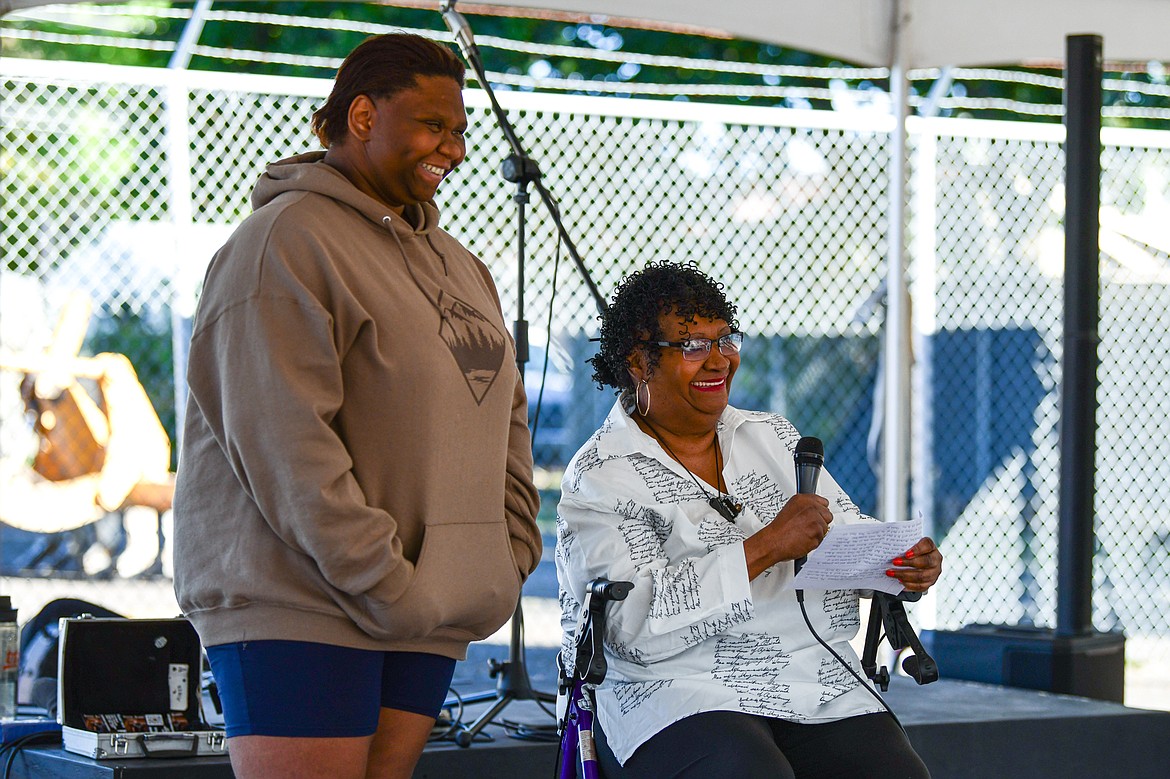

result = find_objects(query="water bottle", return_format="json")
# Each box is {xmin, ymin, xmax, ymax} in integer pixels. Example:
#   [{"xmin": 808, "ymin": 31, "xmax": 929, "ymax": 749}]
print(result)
[{"xmin": 0, "ymin": 596, "xmax": 18, "ymax": 719}]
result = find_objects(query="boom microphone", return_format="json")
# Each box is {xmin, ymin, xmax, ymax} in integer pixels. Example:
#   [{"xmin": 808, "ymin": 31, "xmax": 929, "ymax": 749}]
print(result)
[
  {"xmin": 793, "ymin": 436, "xmax": 824, "ymax": 576},
  {"xmin": 440, "ymin": 0, "xmax": 481, "ymax": 63}
]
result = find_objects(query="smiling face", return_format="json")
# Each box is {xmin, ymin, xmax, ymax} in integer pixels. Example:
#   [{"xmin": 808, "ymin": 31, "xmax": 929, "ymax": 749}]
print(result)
[
  {"xmin": 631, "ymin": 310, "xmax": 739, "ymax": 436},
  {"xmin": 344, "ymin": 74, "xmax": 467, "ymax": 213}
]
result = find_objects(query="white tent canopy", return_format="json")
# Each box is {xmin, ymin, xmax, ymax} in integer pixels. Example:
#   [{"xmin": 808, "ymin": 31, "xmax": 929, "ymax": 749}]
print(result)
[
  {"xmin": 6, "ymin": 1, "xmax": 1170, "ymax": 66},
  {"xmin": 481, "ymin": 0, "xmax": 1170, "ymax": 67}
]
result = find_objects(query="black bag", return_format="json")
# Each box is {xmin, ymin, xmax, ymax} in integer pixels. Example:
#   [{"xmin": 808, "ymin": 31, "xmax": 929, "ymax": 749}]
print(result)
[{"xmin": 17, "ymin": 598, "xmax": 123, "ymax": 715}]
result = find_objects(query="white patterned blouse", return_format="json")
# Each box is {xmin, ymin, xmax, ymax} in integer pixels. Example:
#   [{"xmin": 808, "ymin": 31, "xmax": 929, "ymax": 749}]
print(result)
[{"xmin": 556, "ymin": 401, "xmax": 885, "ymax": 766}]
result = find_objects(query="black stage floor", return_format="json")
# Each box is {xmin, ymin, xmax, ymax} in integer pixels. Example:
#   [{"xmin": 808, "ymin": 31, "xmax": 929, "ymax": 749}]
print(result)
[
  {"xmin": 426, "ymin": 649, "xmax": 1170, "ymax": 779},
  {"xmin": 424, "ymin": 541, "xmax": 1170, "ymax": 778},
  {"xmin": 16, "ymin": 677, "xmax": 1170, "ymax": 778},
  {"xmin": 11, "ymin": 540, "xmax": 1170, "ymax": 778}
]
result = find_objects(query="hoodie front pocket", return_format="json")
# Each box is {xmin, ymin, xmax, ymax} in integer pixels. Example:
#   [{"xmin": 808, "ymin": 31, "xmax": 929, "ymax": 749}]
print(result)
[{"xmin": 360, "ymin": 521, "xmax": 521, "ymax": 641}]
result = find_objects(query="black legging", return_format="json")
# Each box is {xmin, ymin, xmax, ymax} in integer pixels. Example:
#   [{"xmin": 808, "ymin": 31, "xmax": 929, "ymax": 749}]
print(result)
[{"xmin": 595, "ymin": 710, "xmax": 931, "ymax": 779}]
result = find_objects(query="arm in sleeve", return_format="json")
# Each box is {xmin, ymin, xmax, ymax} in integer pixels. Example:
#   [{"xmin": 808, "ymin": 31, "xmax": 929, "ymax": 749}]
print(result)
[
  {"xmin": 504, "ymin": 366, "xmax": 541, "ymax": 580},
  {"xmin": 185, "ymin": 235, "xmax": 411, "ymax": 604},
  {"xmin": 468, "ymin": 252, "xmax": 541, "ymax": 580},
  {"xmin": 558, "ymin": 481, "xmax": 754, "ymax": 666}
]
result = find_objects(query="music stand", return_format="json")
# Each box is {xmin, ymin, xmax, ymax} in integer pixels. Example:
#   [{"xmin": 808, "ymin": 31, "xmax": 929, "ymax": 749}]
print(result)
[{"xmin": 439, "ymin": 1, "xmax": 607, "ymax": 747}]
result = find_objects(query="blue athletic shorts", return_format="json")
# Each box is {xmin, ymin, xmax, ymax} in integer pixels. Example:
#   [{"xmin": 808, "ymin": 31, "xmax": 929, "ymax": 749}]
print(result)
[{"xmin": 205, "ymin": 640, "xmax": 457, "ymax": 738}]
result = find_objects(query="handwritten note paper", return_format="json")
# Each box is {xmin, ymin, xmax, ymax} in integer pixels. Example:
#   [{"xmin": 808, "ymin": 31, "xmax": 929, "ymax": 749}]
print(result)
[{"xmin": 788, "ymin": 517, "xmax": 923, "ymax": 595}]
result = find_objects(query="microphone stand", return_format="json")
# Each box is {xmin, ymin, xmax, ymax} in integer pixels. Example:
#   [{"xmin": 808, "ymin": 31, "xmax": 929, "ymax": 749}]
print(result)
[
  {"xmin": 442, "ymin": 0, "xmax": 607, "ymax": 319},
  {"xmin": 439, "ymin": 0, "xmax": 606, "ymax": 748},
  {"xmin": 860, "ymin": 591, "xmax": 939, "ymax": 691}
]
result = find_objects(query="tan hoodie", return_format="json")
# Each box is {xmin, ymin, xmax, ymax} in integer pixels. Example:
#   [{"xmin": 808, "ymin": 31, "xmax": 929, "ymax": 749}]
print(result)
[{"xmin": 173, "ymin": 152, "xmax": 541, "ymax": 659}]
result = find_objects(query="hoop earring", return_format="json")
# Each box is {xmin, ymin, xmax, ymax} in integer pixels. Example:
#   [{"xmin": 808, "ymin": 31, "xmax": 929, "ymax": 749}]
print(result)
[{"xmin": 636, "ymin": 380, "xmax": 651, "ymax": 417}]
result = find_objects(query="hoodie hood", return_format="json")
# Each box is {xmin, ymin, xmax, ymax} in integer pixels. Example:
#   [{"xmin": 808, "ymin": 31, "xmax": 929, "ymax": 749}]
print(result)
[{"xmin": 252, "ymin": 151, "xmax": 440, "ymax": 236}]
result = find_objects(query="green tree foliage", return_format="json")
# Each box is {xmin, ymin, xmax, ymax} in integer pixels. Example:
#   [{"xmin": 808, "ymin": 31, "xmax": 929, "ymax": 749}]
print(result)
[
  {"xmin": 89, "ymin": 305, "xmax": 177, "ymax": 470},
  {"xmin": 3, "ymin": 2, "xmax": 1168, "ymax": 126},
  {"xmin": 1, "ymin": 0, "xmax": 177, "ymax": 67}
]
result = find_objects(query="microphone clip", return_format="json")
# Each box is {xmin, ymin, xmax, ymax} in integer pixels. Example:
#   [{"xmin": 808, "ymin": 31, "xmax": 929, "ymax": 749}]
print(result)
[
  {"xmin": 860, "ymin": 591, "xmax": 939, "ymax": 690},
  {"xmin": 709, "ymin": 495, "xmax": 743, "ymax": 522}
]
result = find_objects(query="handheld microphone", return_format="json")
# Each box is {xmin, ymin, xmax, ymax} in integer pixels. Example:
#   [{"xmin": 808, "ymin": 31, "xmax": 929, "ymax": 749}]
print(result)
[
  {"xmin": 440, "ymin": 1, "xmax": 481, "ymax": 62},
  {"xmin": 793, "ymin": 436, "xmax": 824, "ymax": 576}
]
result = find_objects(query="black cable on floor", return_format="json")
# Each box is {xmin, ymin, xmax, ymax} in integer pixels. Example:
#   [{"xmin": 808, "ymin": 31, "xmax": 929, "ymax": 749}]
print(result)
[
  {"xmin": 500, "ymin": 718, "xmax": 559, "ymax": 742},
  {"xmin": 1, "ymin": 730, "xmax": 63, "ymax": 779}
]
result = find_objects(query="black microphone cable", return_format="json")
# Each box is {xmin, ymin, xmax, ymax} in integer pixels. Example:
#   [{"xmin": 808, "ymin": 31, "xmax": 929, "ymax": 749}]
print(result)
[
  {"xmin": 529, "ymin": 229, "xmax": 563, "ymax": 446},
  {"xmin": 795, "ymin": 594, "xmax": 906, "ymax": 732},
  {"xmin": 790, "ymin": 436, "xmax": 906, "ymax": 731}
]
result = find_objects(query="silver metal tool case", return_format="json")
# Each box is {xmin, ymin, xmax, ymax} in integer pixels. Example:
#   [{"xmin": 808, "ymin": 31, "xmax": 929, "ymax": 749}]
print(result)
[{"xmin": 56, "ymin": 616, "xmax": 227, "ymax": 760}]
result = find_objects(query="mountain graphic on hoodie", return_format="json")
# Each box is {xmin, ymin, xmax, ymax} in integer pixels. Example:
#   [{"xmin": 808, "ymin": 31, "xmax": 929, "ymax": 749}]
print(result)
[{"xmin": 438, "ymin": 290, "xmax": 506, "ymax": 405}]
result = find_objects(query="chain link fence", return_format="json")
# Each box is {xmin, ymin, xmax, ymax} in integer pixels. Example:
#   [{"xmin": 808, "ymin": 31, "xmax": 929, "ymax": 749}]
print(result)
[{"xmin": 3, "ymin": 57, "xmax": 1169, "ymax": 699}]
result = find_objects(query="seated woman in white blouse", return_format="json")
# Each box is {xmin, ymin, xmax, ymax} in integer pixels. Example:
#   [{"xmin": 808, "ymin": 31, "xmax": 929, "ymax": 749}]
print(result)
[{"xmin": 556, "ymin": 261, "xmax": 942, "ymax": 779}]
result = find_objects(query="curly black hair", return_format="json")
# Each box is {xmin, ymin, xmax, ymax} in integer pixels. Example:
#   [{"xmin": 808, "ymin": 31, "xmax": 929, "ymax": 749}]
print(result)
[{"xmin": 590, "ymin": 261, "xmax": 739, "ymax": 407}]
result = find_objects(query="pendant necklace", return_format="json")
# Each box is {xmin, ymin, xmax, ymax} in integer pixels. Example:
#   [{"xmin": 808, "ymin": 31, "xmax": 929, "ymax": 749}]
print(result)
[{"xmin": 642, "ymin": 419, "xmax": 743, "ymax": 522}]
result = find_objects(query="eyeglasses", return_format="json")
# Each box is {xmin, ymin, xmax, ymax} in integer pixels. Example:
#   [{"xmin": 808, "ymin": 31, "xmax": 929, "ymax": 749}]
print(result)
[{"xmin": 641, "ymin": 332, "xmax": 744, "ymax": 361}]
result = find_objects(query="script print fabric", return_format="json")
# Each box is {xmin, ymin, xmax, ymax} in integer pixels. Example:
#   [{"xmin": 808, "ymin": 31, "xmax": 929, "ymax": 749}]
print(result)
[{"xmin": 556, "ymin": 402, "xmax": 885, "ymax": 765}]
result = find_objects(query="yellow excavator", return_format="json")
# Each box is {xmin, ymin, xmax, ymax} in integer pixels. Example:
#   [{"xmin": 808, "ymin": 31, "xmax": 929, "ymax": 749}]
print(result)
[{"xmin": 0, "ymin": 292, "xmax": 174, "ymax": 535}]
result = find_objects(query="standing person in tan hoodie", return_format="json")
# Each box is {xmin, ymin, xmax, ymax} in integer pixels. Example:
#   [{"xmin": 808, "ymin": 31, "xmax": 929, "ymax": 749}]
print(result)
[{"xmin": 173, "ymin": 33, "xmax": 541, "ymax": 779}]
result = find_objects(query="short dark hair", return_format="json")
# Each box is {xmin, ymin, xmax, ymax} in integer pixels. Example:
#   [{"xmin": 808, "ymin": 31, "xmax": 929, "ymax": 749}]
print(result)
[
  {"xmin": 311, "ymin": 33, "xmax": 466, "ymax": 148},
  {"xmin": 590, "ymin": 261, "xmax": 739, "ymax": 403}
]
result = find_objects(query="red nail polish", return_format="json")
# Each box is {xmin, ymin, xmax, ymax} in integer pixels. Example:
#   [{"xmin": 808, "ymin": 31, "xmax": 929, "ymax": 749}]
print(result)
[
  {"xmin": 893, "ymin": 557, "xmax": 905, "ymax": 566},
  {"xmin": 905, "ymin": 550, "xmax": 916, "ymax": 559},
  {"xmin": 885, "ymin": 570, "xmax": 897, "ymax": 577}
]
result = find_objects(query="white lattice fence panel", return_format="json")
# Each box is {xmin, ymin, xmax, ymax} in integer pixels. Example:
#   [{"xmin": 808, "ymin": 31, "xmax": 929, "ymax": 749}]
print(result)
[
  {"xmin": 1096, "ymin": 140, "xmax": 1170, "ymax": 638},
  {"xmin": 925, "ymin": 123, "xmax": 1170, "ymax": 648},
  {"xmin": 4, "ymin": 63, "xmax": 1170, "ymax": 670},
  {"xmin": 924, "ymin": 127, "xmax": 1065, "ymax": 630},
  {"xmin": 4, "ymin": 75, "xmax": 170, "ymax": 281},
  {"xmin": 188, "ymin": 89, "xmax": 322, "ymax": 222},
  {"xmin": 3, "ymin": 69, "xmax": 180, "ymax": 577}
]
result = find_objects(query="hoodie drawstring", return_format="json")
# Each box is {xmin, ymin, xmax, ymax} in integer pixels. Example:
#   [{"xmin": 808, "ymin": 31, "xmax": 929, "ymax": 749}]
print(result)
[
  {"xmin": 425, "ymin": 234, "xmax": 448, "ymax": 275},
  {"xmin": 384, "ymin": 215, "xmax": 444, "ymax": 315}
]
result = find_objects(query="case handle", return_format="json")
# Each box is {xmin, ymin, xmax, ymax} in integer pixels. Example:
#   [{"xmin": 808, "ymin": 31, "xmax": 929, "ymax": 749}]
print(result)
[{"xmin": 140, "ymin": 732, "xmax": 199, "ymax": 757}]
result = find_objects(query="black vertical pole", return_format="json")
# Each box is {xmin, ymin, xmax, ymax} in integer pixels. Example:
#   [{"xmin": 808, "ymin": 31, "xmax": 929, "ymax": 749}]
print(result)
[
  {"xmin": 1057, "ymin": 34, "xmax": 1101, "ymax": 638},
  {"xmin": 927, "ymin": 35, "xmax": 1122, "ymax": 701}
]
